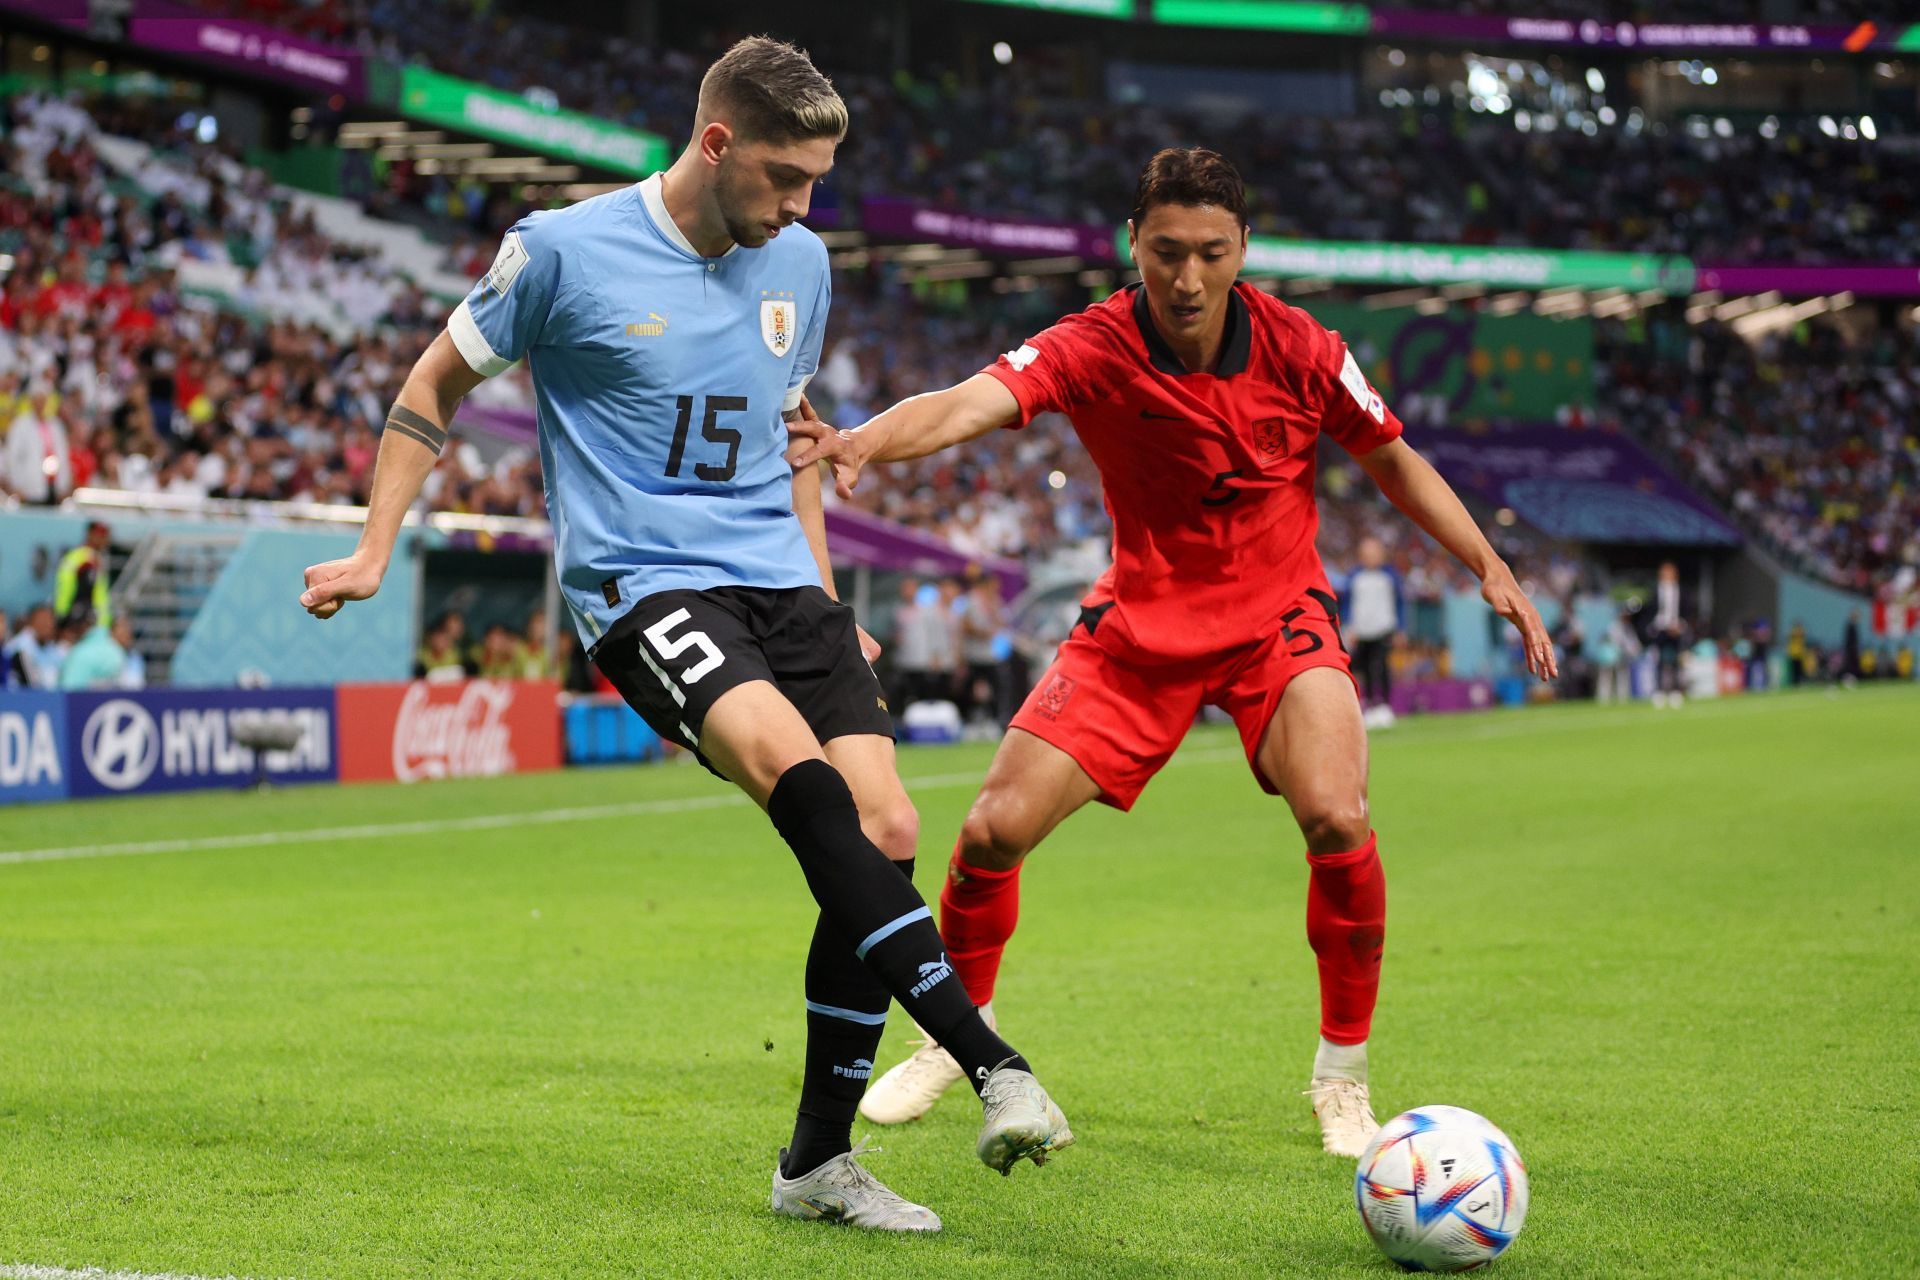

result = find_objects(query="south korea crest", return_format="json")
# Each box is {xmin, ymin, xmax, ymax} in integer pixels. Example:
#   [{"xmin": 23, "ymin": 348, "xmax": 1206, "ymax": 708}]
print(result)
[{"xmin": 760, "ymin": 298, "xmax": 797, "ymax": 357}]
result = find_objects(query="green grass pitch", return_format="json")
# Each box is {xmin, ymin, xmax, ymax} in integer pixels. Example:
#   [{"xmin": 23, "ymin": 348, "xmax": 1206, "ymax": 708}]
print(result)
[{"xmin": 3, "ymin": 686, "xmax": 1917, "ymax": 1279}]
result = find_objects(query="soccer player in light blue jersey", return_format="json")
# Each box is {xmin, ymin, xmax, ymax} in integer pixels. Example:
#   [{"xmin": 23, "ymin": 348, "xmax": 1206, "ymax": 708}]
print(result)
[{"xmin": 298, "ymin": 37, "xmax": 1070, "ymax": 1232}]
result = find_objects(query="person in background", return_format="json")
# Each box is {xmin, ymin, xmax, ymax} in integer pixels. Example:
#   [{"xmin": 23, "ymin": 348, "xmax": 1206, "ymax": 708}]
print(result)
[
  {"xmin": 1647, "ymin": 561, "xmax": 1689, "ymax": 709},
  {"xmin": 55, "ymin": 520, "xmax": 114, "ymax": 626},
  {"xmin": 4, "ymin": 379, "xmax": 71, "ymax": 505},
  {"xmin": 958, "ymin": 570, "xmax": 1009, "ymax": 727},
  {"xmin": 1785, "ymin": 621, "xmax": 1809, "ymax": 687},
  {"xmin": 894, "ymin": 576, "xmax": 958, "ymax": 714},
  {"xmin": 476, "ymin": 622, "xmax": 522, "ymax": 680},
  {"xmin": 58, "ymin": 610, "xmax": 128, "ymax": 689},
  {"xmin": 3, "ymin": 603, "xmax": 59, "ymax": 688},
  {"xmin": 415, "ymin": 610, "xmax": 469, "ymax": 681},
  {"xmin": 1552, "ymin": 610, "xmax": 1593, "ymax": 701},
  {"xmin": 1841, "ymin": 611, "xmax": 1863, "ymax": 687},
  {"xmin": 47, "ymin": 611, "xmax": 85, "ymax": 680},
  {"xmin": 1746, "ymin": 618, "xmax": 1772, "ymax": 691},
  {"xmin": 1342, "ymin": 537, "xmax": 1401, "ymax": 727},
  {"xmin": 112, "ymin": 616, "xmax": 146, "ymax": 689},
  {"xmin": 553, "ymin": 627, "xmax": 595, "ymax": 694},
  {"xmin": 519, "ymin": 608, "xmax": 557, "ymax": 680},
  {"xmin": 1595, "ymin": 605, "xmax": 1642, "ymax": 704}
]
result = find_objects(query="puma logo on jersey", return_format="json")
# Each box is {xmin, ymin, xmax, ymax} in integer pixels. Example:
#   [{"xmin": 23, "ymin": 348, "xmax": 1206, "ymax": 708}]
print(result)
[{"xmin": 627, "ymin": 312, "xmax": 668, "ymax": 337}]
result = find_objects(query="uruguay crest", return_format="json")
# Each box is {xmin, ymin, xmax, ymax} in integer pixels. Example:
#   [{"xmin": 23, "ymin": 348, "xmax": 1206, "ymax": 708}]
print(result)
[{"xmin": 761, "ymin": 299, "xmax": 797, "ymax": 356}]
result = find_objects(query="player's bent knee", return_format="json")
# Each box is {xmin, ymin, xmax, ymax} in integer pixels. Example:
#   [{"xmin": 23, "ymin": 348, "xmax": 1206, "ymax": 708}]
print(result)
[
  {"xmin": 1295, "ymin": 796, "xmax": 1371, "ymax": 853},
  {"xmin": 869, "ymin": 796, "xmax": 920, "ymax": 864},
  {"xmin": 957, "ymin": 803, "xmax": 1034, "ymax": 872}
]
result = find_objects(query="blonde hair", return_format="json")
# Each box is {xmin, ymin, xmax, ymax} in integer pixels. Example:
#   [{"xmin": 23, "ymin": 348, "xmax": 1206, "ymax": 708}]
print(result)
[{"xmin": 697, "ymin": 36, "xmax": 847, "ymax": 145}]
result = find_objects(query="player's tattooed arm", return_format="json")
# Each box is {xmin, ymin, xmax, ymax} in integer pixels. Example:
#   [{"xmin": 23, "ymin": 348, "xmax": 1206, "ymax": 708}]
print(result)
[
  {"xmin": 383, "ymin": 405, "xmax": 449, "ymax": 454},
  {"xmin": 300, "ymin": 330, "xmax": 483, "ymax": 620}
]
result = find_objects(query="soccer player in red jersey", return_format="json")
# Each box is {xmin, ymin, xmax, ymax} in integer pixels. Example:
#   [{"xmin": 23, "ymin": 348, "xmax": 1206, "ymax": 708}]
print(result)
[{"xmin": 796, "ymin": 148, "xmax": 1557, "ymax": 1157}]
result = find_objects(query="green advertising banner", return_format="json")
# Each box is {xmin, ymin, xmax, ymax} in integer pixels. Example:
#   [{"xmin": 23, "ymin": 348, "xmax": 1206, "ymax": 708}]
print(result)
[
  {"xmin": 398, "ymin": 67, "xmax": 669, "ymax": 178},
  {"xmin": 1301, "ymin": 302, "xmax": 1594, "ymax": 420},
  {"xmin": 1117, "ymin": 230, "xmax": 1696, "ymax": 293},
  {"xmin": 1150, "ymin": 0, "xmax": 1371, "ymax": 34},
  {"xmin": 966, "ymin": 0, "xmax": 1134, "ymax": 16}
]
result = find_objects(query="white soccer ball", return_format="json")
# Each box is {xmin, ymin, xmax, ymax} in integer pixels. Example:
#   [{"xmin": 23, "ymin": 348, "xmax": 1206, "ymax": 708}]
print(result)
[{"xmin": 1355, "ymin": 1105, "xmax": 1529, "ymax": 1272}]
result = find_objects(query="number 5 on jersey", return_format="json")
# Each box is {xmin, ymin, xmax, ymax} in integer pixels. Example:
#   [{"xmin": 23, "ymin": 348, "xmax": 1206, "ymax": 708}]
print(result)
[{"xmin": 642, "ymin": 609, "xmax": 724, "ymax": 687}]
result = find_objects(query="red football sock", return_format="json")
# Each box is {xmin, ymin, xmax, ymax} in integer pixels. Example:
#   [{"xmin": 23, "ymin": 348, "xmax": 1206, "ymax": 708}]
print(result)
[
  {"xmin": 1305, "ymin": 832, "xmax": 1386, "ymax": 1045},
  {"xmin": 938, "ymin": 847, "xmax": 1021, "ymax": 1007}
]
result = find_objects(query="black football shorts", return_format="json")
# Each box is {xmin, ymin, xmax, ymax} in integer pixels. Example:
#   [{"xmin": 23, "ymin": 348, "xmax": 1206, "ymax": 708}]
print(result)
[{"xmin": 590, "ymin": 585, "xmax": 893, "ymax": 780}]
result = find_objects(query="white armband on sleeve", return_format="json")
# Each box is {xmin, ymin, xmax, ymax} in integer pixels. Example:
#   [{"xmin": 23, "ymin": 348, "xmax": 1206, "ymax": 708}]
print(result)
[
  {"xmin": 448, "ymin": 300, "xmax": 512, "ymax": 378},
  {"xmin": 781, "ymin": 376, "xmax": 813, "ymax": 416}
]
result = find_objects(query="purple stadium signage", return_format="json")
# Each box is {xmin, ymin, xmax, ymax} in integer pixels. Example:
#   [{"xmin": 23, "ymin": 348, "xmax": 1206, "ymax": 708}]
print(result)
[
  {"xmin": 0, "ymin": 0, "xmax": 89, "ymax": 28},
  {"xmin": 1692, "ymin": 263, "xmax": 1920, "ymax": 299},
  {"xmin": 127, "ymin": 16, "xmax": 365, "ymax": 98},
  {"xmin": 1416, "ymin": 424, "xmax": 1740, "ymax": 547},
  {"xmin": 1368, "ymin": 11, "xmax": 1887, "ymax": 53},
  {"xmin": 861, "ymin": 198, "xmax": 1114, "ymax": 263}
]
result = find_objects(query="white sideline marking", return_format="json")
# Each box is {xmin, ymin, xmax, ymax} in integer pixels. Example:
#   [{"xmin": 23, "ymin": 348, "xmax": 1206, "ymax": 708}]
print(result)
[
  {"xmin": 0, "ymin": 1267, "xmax": 277, "ymax": 1280},
  {"xmin": 0, "ymin": 752, "xmax": 1249, "ymax": 868},
  {"xmin": 0, "ymin": 691, "xmax": 1858, "ymax": 869}
]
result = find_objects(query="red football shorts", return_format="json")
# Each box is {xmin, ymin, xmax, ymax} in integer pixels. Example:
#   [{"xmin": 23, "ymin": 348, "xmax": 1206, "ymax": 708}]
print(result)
[{"xmin": 1009, "ymin": 587, "xmax": 1358, "ymax": 810}]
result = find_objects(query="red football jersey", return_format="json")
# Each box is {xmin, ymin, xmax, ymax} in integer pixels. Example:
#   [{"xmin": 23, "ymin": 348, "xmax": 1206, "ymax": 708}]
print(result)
[{"xmin": 982, "ymin": 282, "xmax": 1402, "ymax": 662}]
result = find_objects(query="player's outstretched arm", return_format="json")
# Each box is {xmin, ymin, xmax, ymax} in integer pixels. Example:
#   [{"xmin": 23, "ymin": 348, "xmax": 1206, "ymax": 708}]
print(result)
[
  {"xmin": 791, "ymin": 373, "xmax": 1020, "ymax": 500},
  {"xmin": 300, "ymin": 331, "xmax": 486, "ymax": 619},
  {"xmin": 1355, "ymin": 436, "xmax": 1559, "ymax": 681}
]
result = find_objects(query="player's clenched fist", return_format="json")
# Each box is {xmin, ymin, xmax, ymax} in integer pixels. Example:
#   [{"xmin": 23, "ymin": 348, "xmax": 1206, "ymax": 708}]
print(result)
[{"xmin": 300, "ymin": 553, "xmax": 384, "ymax": 620}]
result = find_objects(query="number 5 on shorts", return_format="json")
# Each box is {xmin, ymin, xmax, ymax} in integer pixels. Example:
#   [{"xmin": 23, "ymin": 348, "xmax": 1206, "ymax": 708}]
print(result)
[{"xmin": 643, "ymin": 609, "xmax": 724, "ymax": 684}]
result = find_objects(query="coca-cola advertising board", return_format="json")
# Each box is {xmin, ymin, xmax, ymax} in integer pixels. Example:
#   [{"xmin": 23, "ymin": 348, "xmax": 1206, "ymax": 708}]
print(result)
[{"xmin": 337, "ymin": 680, "xmax": 561, "ymax": 783}]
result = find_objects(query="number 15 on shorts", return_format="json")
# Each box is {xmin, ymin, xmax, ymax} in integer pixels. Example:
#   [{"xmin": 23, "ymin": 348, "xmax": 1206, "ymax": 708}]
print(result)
[{"xmin": 644, "ymin": 609, "xmax": 724, "ymax": 685}]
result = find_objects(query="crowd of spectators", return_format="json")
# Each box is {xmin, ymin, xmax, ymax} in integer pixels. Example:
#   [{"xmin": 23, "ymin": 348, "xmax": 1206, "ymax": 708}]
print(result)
[
  {"xmin": 0, "ymin": 93, "xmax": 544, "ymax": 519},
  {"xmin": 1383, "ymin": 0, "xmax": 1879, "ymax": 20},
  {"xmin": 187, "ymin": 0, "xmax": 1920, "ymax": 264},
  {"xmin": 2, "ymin": 85, "xmax": 1911, "ymax": 610},
  {"xmin": 1, "ymin": 604, "xmax": 146, "ymax": 691},
  {"xmin": 1597, "ymin": 313, "xmax": 1920, "ymax": 595}
]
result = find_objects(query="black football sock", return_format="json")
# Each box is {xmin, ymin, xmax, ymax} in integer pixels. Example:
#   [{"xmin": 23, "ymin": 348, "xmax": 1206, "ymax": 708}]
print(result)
[
  {"xmin": 784, "ymin": 858, "xmax": 914, "ymax": 1178},
  {"xmin": 768, "ymin": 761, "xmax": 1029, "ymax": 1096}
]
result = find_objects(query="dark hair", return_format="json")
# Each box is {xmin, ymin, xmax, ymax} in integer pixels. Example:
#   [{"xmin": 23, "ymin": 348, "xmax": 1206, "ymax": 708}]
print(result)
[
  {"xmin": 697, "ymin": 36, "xmax": 847, "ymax": 145},
  {"xmin": 1131, "ymin": 147, "xmax": 1247, "ymax": 228}
]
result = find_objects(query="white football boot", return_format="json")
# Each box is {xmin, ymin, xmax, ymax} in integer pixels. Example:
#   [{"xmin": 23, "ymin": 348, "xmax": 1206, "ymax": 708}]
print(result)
[
  {"xmin": 770, "ymin": 1140, "xmax": 941, "ymax": 1232},
  {"xmin": 857, "ymin": 1004, "xmax": 995, "ymax": 1125},
  {"xmin": 976, "ymin": 1060, "xmax": 1075, "ymax": 1174},
  {"xmin": 1305, "ymin": 1077, "xmax": 1378, "ymax": 1158}
]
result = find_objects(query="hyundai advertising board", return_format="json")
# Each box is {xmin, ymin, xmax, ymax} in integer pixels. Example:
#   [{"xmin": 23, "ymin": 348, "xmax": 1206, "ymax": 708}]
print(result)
[{"xmin": 64, "ymin": 688, "xmax": 339, "ymax": 800}]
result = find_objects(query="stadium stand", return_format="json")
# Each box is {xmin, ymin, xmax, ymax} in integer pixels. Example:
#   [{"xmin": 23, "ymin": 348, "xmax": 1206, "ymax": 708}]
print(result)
[{"xmin": 3, "ymin": 0, "xmax": 1916, "ymax": 703}]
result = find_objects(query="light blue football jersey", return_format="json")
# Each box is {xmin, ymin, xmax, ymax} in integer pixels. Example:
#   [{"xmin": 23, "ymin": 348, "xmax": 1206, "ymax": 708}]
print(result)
[{"xmin": 447, "ymin": 175, "xmax": 828, "ymax": 646}]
